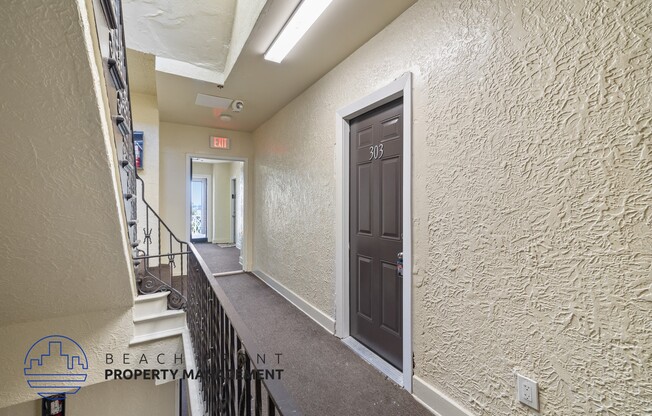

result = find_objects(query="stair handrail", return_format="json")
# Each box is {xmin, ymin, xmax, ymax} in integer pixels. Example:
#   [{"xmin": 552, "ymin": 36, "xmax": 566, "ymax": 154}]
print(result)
[
  {"xmin": 187, "ymin": 244, "xmax": 303, "ymax": 415},
  {"xmin": 133, "ymin": 175, "xmax": 189, "ymax": 309},
  {"xmin": 93, "ymin": 0, "xmax": 189, "ymax": 309}
]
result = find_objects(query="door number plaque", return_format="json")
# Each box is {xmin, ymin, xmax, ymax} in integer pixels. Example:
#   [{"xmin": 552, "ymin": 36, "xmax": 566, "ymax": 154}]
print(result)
[{"xmin": 369, "ymin": 144, "xmax": 384, "ymax": 160}]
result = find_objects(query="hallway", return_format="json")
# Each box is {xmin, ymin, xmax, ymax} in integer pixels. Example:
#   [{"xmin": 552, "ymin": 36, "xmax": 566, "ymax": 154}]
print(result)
[
  {"xmin": 2, "ymin": 0, "xmax": 650, "ymax": 414},
  {"xmin": 212, "ymin": 272, "xmax": 431, "ymax": 416},
  {"xmin": 195, "ymin": 243, "xmax": 242, "ymax": 274}
]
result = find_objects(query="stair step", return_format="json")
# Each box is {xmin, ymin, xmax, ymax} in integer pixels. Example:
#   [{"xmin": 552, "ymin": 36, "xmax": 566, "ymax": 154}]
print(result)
[
  {"xmin": 134, "ymin": 291, "xmax": 170, "ymax": 318},
  {"xmin": 133, "ymin": 309, "xmax": 186, "ymax": 338},
  {"xmin": 130, "ymin": 328, "xmax": 184, "ymax": 346}
]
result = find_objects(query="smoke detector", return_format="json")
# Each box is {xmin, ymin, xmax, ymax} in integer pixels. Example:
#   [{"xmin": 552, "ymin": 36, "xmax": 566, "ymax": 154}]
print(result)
[{"xmin": 231, "ymin": 100, "xmax": 244, "ymax": 112}]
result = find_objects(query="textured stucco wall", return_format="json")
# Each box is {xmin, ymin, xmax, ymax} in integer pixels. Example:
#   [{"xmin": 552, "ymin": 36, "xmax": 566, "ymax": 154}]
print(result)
[
  {"xmin": 252, "ymin": 0, "xmax": 652, "ymax": 414},
  {"xmin": 0, "ymin": 1, "xmax": 184, "ymax": 410},
  {"xmin": 67, "ymin": 379, "xmax": 176, "ymax": 415},
  {"xmin": 0, "ymin": 0, "xmax": 135, "ymax": 325},
  {"xmin": 132, "ymin": 93, "xmax": 161, "ymax": 211},
  {"xmin": 0, "ymin": 379, "xmax": 175, "ymax": 416},
  {"xmin": 159, "ymin": 122, "xmax": 254, "ymax": 269},
  {"xmin": 0, "ymin": 308, "xmax": 184, "ymax": 409}
]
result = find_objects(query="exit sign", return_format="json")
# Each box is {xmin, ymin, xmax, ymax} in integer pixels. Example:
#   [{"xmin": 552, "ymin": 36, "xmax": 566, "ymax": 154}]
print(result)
[{"xmin": 210, "ymin": 136, "xmax": 230, "ymax": 150}]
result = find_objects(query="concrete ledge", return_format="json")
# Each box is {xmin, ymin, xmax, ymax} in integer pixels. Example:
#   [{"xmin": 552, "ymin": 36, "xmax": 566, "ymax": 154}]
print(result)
[
  {"xmin": 252, "ymin": 269, "xmax": 335, "ymax": 334},
  {"xmin": 412, "ymin": 376, "xmax": 475, "ymax": 416}
]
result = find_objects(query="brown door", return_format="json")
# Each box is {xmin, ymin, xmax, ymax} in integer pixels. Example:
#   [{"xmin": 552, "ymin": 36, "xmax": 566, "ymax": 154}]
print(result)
[{"xmin": 350, "ymin": 98, "xmax": 403, "ymax": 370}]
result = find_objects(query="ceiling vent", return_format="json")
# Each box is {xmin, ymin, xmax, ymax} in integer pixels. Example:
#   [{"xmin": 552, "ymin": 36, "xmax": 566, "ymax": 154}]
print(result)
[{"xmin": 195, "ymin": 93, "xmax": 233, "ymax": 109}]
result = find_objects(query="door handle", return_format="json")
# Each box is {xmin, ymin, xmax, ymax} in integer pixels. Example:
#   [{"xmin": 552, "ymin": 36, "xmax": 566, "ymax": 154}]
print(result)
[{"xmin": 397, "ymin": 252, "xmax": 403, "ymax": 278}]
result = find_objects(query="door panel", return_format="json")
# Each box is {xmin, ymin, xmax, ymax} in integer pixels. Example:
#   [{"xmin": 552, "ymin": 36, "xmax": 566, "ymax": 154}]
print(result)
[
  {"xmin": 357, "ymin": 256, "xmax": 373, "ymax": 320},
  {"xmin": 380, "ymin": 261, "xmax": 401, "ymax": 335},
  {"xmin": 350, "ymin": 97, "xmax": 403, "ymax": 370},
  {"xmin": 380, "ymin": 156, "xmax": 401, "ymax": 239},
  {"xmin": 357, "ymin": 163, "xmax": 373, "ymax": 235},
  {"xmin": 357, "ymin": 125, "xmax": 373, "ymax": 148}
]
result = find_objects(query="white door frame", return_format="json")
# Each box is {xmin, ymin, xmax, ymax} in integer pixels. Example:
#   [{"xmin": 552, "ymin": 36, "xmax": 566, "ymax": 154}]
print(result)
[
  {"xmin": 230, "ymin": 177, "xmax": 237, "ymax": 244},
  {"xmin": 334, "ymin": 72, "xmax": 413, "ymax": 391},
  {"xmin": 190, "ymin": 174, "xmax": 212, "ymax": 242},
  {"xmin": 185, "ymin": 154, "xmax": 249, "ymax": 269}
]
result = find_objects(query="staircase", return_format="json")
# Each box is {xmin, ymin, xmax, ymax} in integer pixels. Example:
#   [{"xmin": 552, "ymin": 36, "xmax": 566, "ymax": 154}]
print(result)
[
  {"xmin": 90, "ymin": 0, "xmax": 190, "ymax": 343},
  {"xmin": 131, "ymin": 291, "xmax": 187, "ymax": 345}
]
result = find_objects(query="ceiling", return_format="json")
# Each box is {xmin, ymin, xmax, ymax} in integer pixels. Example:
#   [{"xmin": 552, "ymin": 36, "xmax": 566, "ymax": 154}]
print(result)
[
  {"xmin": 125, "ymin": 0, "xmax": 417, "ymax": 132},
  {"xmin": 123, "ymin": 0, "xmax": 236, "ymax": 73}
]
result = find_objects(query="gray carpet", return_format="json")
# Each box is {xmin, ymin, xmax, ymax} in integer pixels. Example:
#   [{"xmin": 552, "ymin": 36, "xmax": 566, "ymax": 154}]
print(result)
[
  {"xmin": 212, "ymin": 273, "xmax": 431, "ymax": 416},
  {"xmin": 194, "ymin": 243, "xmax": 242, "ymax": 274}
]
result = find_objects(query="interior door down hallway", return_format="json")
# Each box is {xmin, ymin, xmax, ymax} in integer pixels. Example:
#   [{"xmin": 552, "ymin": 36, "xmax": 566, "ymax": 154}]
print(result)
[{"xmin": 349, "ymin": 97, "xmax": 403, "ymax": 370}]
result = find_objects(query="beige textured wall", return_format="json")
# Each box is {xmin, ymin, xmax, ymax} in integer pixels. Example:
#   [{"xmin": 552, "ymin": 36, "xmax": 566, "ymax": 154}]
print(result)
[
  {"xmin": 159, "ymin": 122, "xmax": 254, "ymax": 268},
  {"xmin": 67, "ymin": 379, "xmax": 175, "ymax": 415},
  {"xmin": 132, "ymin": 93, "xmax": 160, "ymax": 210},
  {"xmin": 0, "ymin": 379, "xmax": 175, "ymax": 416},
  {"xmin": 212, "ymin": 163, "xmax": 233, "ymax": 243},
  {"xmin": 0, "ymin": 400, "xmax": 38, "ymax": 416},
  {"xmin": 252, "ymin": 0, "xmax": 652, "ymax": 414},
  {"xmin": 0, "ymin": 308, "xmax": 184, "ymax": 409},
  {"xmin": 192, "ymin": 163, "xmax": 213, "ymax": 176},
  {"xmin": 0, "ymin": 0, "xmax": 135, "ymax": 326}
]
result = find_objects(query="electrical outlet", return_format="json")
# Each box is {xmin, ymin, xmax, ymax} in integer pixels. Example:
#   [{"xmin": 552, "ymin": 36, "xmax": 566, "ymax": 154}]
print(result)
[{"xmin": 516, "ymin": 373, "xmax": 539, "ymax": 411}]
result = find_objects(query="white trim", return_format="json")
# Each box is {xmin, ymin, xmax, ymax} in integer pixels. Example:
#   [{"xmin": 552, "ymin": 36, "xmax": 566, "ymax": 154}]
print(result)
[
  {"xmin": 253, "ymin": 269, "xmax": 335, "ymax": 333},
  {"xmin": 342, "ymin": 336, "xmax": 402, "ymax": 386},
  {"xmin": 230, "ymin": 177, "xmax": 237, "ymax": 244},
  {"xmin": 181, "ymin": 328, "xmax": 204, "ymax": 416},
  {"xmin": 334, "ymin": 72, "xmax": 413, "ymax": 391},
  {"xmin": 186, "ymin": 154, "xmax": 249, "ymax": 270},
  {"xmin": 412, "ymin": 376, "xmax": 475, "ymax": 416},
  {"xmin": 213, "ymin": 270, "xmax": 244, "ymax": 277},
  {"xmin": 191, "ymin": 173, "xmax": 212, "ymax": 242},
  {"xmin": 174, "ymin": 379, "xmax": 180, "ymax": 414},
  {"xmin": 129, "ymin": 327, "xmax": 184, "ymax": 346}
]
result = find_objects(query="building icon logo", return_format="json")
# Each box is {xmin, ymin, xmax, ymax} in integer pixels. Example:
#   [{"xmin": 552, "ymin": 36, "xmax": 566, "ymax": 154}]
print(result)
[{"xmin": 24, "ymin": 335, "xmax": 89, "ymax": 398}]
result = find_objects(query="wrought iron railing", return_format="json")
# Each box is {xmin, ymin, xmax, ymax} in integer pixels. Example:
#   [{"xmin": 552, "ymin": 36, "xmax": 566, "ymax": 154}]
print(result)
[
  {"xmin": 133, "ymin": 176, "xmax": 189, "ymax": 309},
  {"xmin": 187, "ymin": 245, "xmax": 302, "ymax": 416},
  {"xmin": 93, "ymin": 1, "xmax": 302, "ymax": 413},
  {"xmin": 93, "ymin": 0, "xmax": 188, "ymax": 309}
]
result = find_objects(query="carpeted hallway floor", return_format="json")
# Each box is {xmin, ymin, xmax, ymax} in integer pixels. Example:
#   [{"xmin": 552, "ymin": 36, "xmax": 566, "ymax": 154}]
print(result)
[
  {"xmin": 194, "ymin": 243, "xmax": 242, "ymax": 274},
  {"xmin": 212, "ymin": 272, "xmax": 432, "ymax": 416}
]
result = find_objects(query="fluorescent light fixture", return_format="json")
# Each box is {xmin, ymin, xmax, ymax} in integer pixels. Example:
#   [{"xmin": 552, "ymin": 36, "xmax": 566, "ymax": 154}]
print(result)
[{"xmin": 264, "ymin": 0, "xmax": 333, "ymax": 63}]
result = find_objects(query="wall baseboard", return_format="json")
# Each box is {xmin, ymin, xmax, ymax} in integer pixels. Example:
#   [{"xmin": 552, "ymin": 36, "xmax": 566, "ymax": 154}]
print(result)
[
  {"xmin": 412, "ymin": 376, "xmax": 475, "ymax": 416},
  {"xmin": 252, "ymin": 269, "xmax": 335, "ymax": 334}
]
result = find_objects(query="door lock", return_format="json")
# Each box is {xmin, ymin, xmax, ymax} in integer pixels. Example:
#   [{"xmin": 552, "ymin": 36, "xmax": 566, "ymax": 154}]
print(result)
[{"xmin": 397, "ymin": 252, "xmax": 403, "ymax": 277}]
